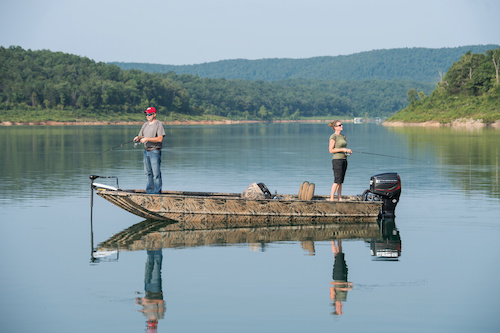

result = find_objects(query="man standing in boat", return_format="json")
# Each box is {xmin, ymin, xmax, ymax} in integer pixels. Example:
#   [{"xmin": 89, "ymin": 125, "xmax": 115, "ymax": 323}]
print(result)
[{"xmin": 134, "ymin": 107, "xmax": 166, "ymax": 194}]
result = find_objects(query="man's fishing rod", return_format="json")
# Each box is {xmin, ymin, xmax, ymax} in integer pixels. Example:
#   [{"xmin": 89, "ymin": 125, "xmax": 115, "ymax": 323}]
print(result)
[
  {"xmin": 83, "ymin": 140, "xmax": 136, "ymax": 166},
  {"xmin": 349, "ymin": 150, "xmax": 429, "ymax": 163},
  {"xmin": 95, "ymin": 139, "xmax": 136, "ymax": 157}
]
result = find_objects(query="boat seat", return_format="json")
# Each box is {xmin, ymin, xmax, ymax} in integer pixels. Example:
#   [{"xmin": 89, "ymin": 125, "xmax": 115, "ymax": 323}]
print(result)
[
  {"xmin": 306, "ymin": 183, "xmax": 315, "ymax": 200},
  {"xmin": 242, "ymin": 182, "xmax": 271, "ymax": 199},
  {"xmin": 299, "ymin": 181, "xmax": 315, "ymax": 200}
]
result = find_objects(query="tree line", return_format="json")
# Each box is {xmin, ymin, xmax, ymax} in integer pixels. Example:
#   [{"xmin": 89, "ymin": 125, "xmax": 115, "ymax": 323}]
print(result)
[
  {"xmin": 0, "ymin": 46, "xmax": 191, "ymax": 117},
  {"xmin": 163, "ymin": 73, "xmax": 433, "ymax": 119},
  {"xmin": 0, "ymin": 46, "xmax": 437, "ymax": 121}
]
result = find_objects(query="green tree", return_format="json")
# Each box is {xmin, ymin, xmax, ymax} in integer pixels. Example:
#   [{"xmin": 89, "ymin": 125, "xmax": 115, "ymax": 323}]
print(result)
[
  {"xmin": 489, "ymin": 49, "xmax": 500, "ymax": 85},
  {"xmin": 408, "ymin": 89, "xmax": 418, "ymax": 105},
  {"xmin": 257, "ymin": 105, "xmax": 270, "ymax": 120}
]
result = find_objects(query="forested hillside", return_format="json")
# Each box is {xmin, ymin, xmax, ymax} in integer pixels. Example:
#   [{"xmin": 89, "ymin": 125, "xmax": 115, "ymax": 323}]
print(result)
[
  {"xmin": 0, "ymin": 46, "xmax": 193, "ymax": 120},
  {"xmin": 165, "ymin": 74, "xmax": 433, "ymax": 119},
  {"xmin": 0, "ymin": 46, "xmax": 435, "ymax": 123},
  {"xmin": 386, "ymin": 47, "xmax": 500, "ymax": 123},
  {"xmin": 112, "ymin": 45, "xmax": 498, "ymax": 82}
]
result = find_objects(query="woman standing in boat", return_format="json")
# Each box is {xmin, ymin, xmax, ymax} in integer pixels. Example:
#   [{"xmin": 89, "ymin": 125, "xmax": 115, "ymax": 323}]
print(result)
[
  {"xmin": 329, "ymin": 120, "xmax": 352, "ymax": 201},
  {"xmin": 134, "ymin": 107, "xmax": 166, "ymax": 194}
]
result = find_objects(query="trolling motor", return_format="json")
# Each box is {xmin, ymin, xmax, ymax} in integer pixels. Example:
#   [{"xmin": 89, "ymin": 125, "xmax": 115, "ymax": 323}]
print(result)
[
  {"xmin": 362, "ymin": 172, "xmax": 401, "ymax": 218},
  {"xmin": 90, "ymin": 175, "xmax": 120, "ymax": 191}
]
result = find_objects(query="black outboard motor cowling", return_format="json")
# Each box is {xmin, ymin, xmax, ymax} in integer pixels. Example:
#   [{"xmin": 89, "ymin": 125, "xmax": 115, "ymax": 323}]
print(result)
[{"xmin": 363, "ymin": 172, "xmax": 401, "ymax": 218}]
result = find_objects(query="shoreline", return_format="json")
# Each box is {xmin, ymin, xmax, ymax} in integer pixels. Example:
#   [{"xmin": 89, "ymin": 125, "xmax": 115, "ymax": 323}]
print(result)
[
  {"xmin": 1, "ymin": 118, "xmax": 499, "ymax": 128},
  {"xmin": 0, "ymin": 119, "xmax": 333, "ymax": 126},
  {"xmin": 382, "ymin": 119, "xmax": 500, "ymax": 129}
]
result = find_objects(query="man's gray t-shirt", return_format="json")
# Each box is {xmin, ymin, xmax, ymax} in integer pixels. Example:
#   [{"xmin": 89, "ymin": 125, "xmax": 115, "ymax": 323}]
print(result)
[{"xmin": 138, "ymin": 120, "xmax": 166, "ymax": 149}]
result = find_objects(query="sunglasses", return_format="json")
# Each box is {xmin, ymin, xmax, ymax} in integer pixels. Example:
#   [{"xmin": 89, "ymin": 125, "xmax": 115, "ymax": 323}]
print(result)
[
  {"xmin": 336, "ymin": 123, "xmax": 343, "ymax": 127},
  {"xmin": 146, "ymin": 113, "xmax": 155, "ymax": 116}
]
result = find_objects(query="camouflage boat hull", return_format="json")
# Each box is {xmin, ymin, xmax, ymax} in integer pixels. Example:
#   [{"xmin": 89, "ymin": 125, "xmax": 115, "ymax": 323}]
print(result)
[{"xmin": 94, "ymin": 187, "xmax": 382, "ymax": 224}]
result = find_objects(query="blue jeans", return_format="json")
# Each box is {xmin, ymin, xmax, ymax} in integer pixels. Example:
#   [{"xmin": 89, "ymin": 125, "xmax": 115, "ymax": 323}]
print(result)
[{"xmin": 143, "ymin": 149, "xmax": 162, "ymax": 194}]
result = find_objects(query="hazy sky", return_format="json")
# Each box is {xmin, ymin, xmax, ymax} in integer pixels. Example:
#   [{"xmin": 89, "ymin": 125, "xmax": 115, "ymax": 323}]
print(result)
[{"xmin": 1, "ymin": 0, "xmax": 498, "ymax": 65}]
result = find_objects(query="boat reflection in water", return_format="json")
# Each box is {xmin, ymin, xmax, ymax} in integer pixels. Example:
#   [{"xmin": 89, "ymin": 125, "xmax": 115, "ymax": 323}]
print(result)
[
  {"xmin": 94, "ymin": 218, "xmax": 384, "ymax": 252},
  {"xmin": 91, "ymin": 216, "xmax": 401, "ymax": 323}
]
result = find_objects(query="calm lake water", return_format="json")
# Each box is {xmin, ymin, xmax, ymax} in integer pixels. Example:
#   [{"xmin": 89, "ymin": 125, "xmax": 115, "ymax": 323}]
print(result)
[{"xmin": 1, "ymin": 122, "xmax": 499, "ymax": 333}]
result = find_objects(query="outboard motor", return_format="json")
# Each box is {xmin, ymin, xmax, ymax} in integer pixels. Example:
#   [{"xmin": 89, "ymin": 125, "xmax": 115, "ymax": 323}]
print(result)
[{"xmin": 362, "ymin": 172, "xmax": 401, "ymax": 218}]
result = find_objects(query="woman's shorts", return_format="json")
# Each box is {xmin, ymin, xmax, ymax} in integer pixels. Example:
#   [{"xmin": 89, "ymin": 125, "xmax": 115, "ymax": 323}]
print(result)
[{"xmin": 332, "ymin": 159, "xmax": 348, "ymax": 184}]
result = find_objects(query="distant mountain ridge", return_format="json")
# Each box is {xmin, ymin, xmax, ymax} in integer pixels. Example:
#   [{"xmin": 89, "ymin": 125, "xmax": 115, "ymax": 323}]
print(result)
[{"xmin": 111, "ymin": 45, "xmax": 499, "ymax": 82}]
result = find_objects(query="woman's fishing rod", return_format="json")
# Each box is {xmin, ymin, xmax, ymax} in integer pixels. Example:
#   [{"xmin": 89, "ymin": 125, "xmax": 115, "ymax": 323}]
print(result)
[{"xmin": 350, "ymin": 150, "xmax": 429, "ymax": 163}]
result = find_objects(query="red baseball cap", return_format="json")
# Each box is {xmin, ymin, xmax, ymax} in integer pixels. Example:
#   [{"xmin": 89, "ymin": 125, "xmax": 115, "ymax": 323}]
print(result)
[{"xmin": 144, "ymin": 107, "xmax": 157, "ymax": 114}]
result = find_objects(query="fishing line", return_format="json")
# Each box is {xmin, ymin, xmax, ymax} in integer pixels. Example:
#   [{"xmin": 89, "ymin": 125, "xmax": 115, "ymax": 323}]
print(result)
[
  {"xmin": 350, "ymin": 150, "xmax": 430, "ymax": 163},
  {"xmin": 83, "ymin": 139, "xmax": 137, "ymax": 166},
  {"xmin": 95, "ymin": 139, "xmax": 136, "ymax": 157}
]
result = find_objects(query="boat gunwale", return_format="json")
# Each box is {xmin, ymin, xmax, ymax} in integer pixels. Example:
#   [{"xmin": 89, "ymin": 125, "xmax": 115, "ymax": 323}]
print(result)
[{"xmin": 94, "ymin": 188, "xmax": 373, "ymax": 203}]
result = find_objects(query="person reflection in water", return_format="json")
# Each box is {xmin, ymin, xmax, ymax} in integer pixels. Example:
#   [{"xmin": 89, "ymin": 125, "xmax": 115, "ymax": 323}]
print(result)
[
  {"xmin": 136, "ymin": 250, "xmax": 166, "ymax": 332},
  {"xmin": 330, "ymin": 240, "xmax": 353, "ymax": 315}
]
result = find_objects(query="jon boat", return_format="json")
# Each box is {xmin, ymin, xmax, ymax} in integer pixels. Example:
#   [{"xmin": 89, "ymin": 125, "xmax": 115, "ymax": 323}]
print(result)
[{"xmin": 90, "ymin": 173, "xmax": 401, "ymax": 225}]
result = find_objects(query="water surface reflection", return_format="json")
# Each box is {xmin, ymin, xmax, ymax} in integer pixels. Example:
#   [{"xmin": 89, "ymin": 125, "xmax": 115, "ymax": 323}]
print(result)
[
  {"xmin": 330, "ymin": 239, "xmax": 353, "ymax": 315},
  {"xmin": 136, "ymin": 250, "xmax": 166, "ymax": 332},
  {"xmin": 92, "ymin": 217, "xmax": 401, "ymax": 324},
  {"xmin": 369, "ymin": 218, "xmax": 401, "ymax": 260}
]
